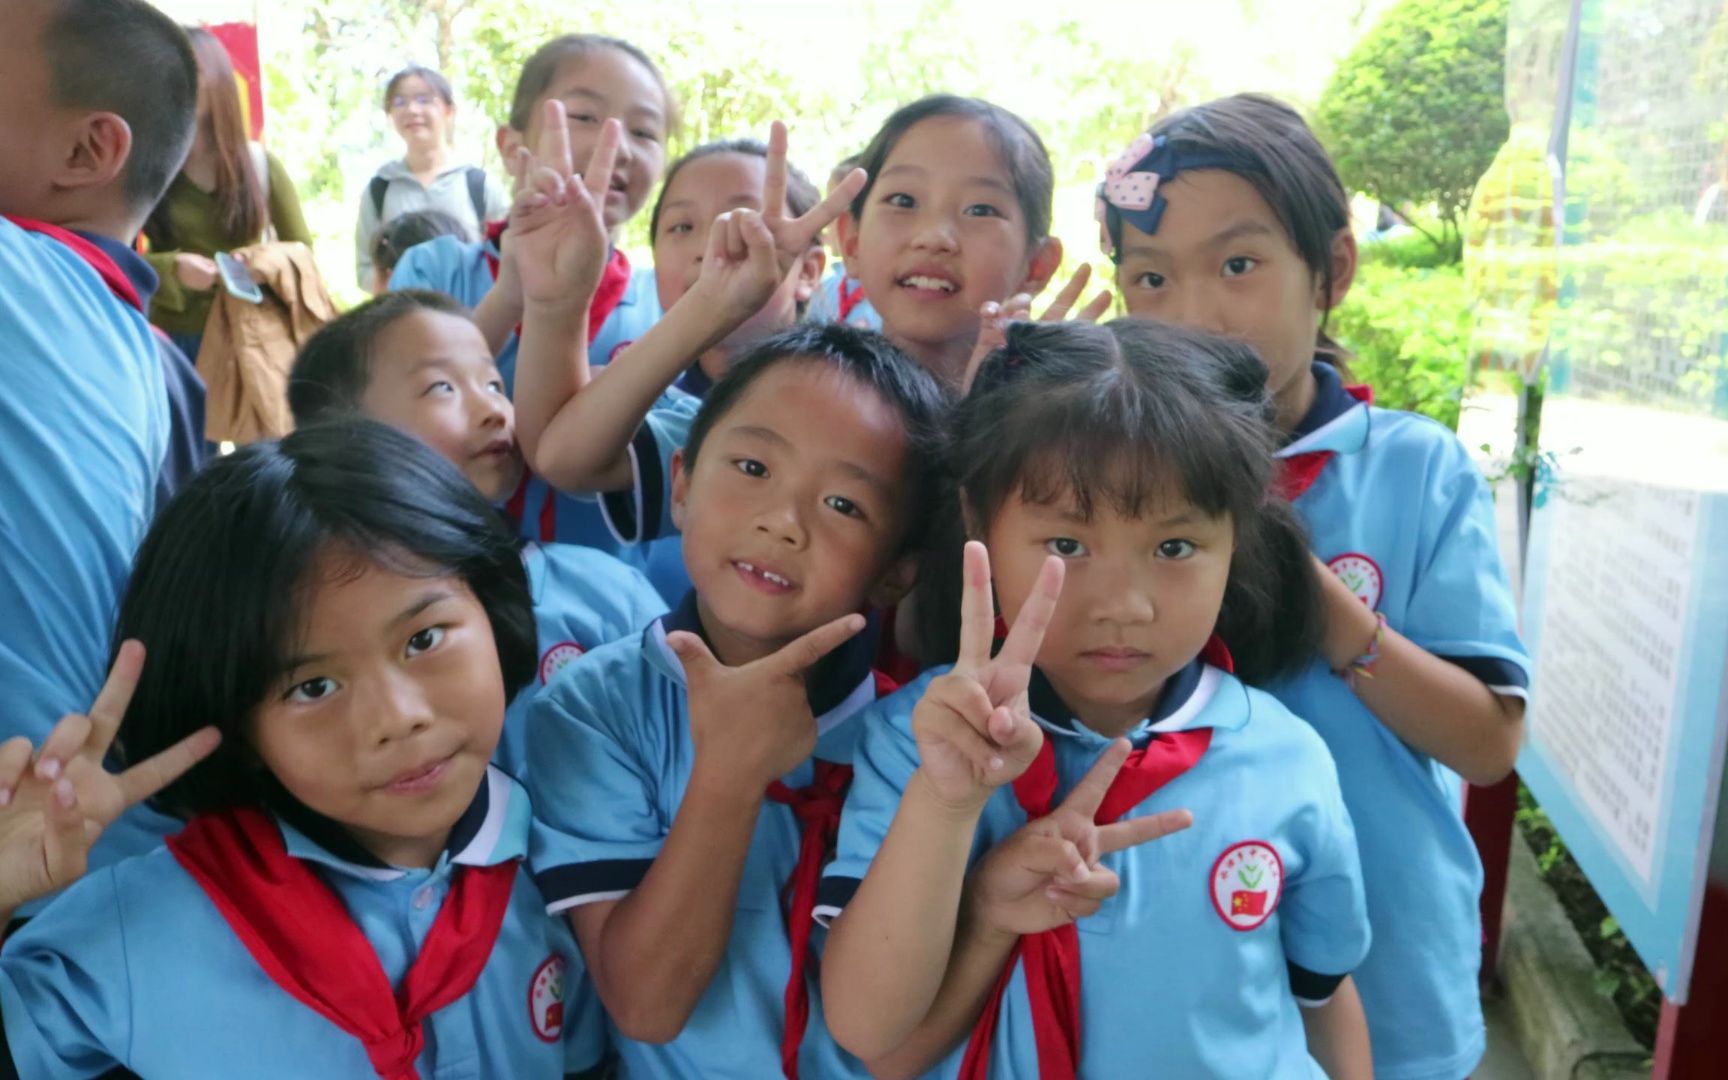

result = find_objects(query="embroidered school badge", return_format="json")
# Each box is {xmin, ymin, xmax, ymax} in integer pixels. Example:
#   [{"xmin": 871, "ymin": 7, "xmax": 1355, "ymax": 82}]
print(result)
[
  {"xmin": 1209, "ymin": 841, "xmax": 1284, "ymax": 931},
  {"xmin": 1326, "ymin": 552, "xmax": 1384, "ymax": 610},
  {"xmin": 539, "ymin": 641, "xmax": 586, "ymax": 685},
  {"xmin": 529, "ymin": 954, "xmax": 567, "ymax": 1042}
]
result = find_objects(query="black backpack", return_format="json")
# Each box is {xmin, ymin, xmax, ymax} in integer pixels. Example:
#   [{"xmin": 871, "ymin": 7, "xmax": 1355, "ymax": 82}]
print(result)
[{"xmin": 370, "ymin": 165, "xmax": 488, "ymax": 230}]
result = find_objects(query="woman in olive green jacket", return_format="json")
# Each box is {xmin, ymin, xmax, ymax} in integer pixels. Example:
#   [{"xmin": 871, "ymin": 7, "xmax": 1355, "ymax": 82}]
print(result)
[{"xmin": 143, "ymin": 27, "xmax": 311, "ymax": 360}]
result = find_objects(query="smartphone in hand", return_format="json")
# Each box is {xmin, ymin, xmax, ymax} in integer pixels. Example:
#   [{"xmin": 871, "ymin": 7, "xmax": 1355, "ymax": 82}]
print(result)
[{"xmin": 215, "ymin": 251, "xmax": 264, "ymax": 304}]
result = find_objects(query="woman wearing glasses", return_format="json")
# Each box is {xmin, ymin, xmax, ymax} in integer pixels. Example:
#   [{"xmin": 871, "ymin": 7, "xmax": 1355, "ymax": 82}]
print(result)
[{"xmin": 357, "ymin": 65, "xmax": 509, "ymax": 292}]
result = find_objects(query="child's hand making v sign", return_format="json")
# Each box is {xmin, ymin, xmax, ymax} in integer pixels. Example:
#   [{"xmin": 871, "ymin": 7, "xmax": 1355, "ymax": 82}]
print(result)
[
  {"xmin": 0, "ymin": 642, "xmax": 220, "ymax": 929},
  {"xmin": 823, "ymin": 543, "xmax": 1191, "ymax": 1075},
  {"xmin": 513, "ymin": 118, "xmax": 866, "ymax": 495}
]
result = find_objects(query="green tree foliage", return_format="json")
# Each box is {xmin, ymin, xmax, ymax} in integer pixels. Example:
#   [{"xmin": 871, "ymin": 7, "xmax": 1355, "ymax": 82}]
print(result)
[{"xmin": 1315, "ymin": 0, "xmax": 1511, "ymax": 256}]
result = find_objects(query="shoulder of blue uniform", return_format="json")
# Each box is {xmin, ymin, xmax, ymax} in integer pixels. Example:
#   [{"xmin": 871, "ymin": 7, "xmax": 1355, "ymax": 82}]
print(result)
[
  {"xmin": 389, "ymin": 234, "xmax": 489, "ymax": 294},
  {"xmin": 1364, "ymin": 405, "xmax": 1483, "ymax": 470},
  {"xmin": 534, "ymin": 632, "xmax": 656, "ymax": 705},
  {"xmin": 1228, "ymin": 676, "xmax": 1341, "ymax": 767},
  {"xmin": 862, "ymin": 665, "xmax": 946, "ymax": 730}
]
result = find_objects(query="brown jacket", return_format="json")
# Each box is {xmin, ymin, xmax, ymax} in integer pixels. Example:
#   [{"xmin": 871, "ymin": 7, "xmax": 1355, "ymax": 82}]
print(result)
[{"xmin": 195, "ymin": 241, "xmax": 336, "ymax": 443}]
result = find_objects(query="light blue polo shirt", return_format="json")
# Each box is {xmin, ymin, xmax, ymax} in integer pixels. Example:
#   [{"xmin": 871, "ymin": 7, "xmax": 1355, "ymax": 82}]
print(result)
[
  {"xmin": 501, "ymin": 541, "xmax": 666, "ymax": 778},
  {"xmin": 0, "ymin": 218, "xmax": 178, "ymax": 882},
  {"xmin": 0, "ymin": 767, "xmax": 607, "ymax": 1078},
  {"xmin": 822, "ymin": 660, "xmax": 1370, "ymax": 1078},
  {"xmin": 1269, "ymin": 361, "xmax": 1532, "ymax": 1080},
  {"xmin": 527, "ymin": 593, "xmax": 882, "ymax": 1079},
  {"xmin": 806, "ymin": 268, "xmax": 882, "ymax": 330}
]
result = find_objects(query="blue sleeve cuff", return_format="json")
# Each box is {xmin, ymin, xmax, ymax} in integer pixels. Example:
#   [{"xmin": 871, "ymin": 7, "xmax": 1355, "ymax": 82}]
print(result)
[
  {"xmin": 1288, "ymin": 961, "xmax": 1348, "ymax": 1007},
  {"xmin": 600, "ymin": 424, "xmax": 667, "ymax": 545},
  {"xmin": 813, "ymin": 876, "xmax": 862, "ymax": 927},
  {"xmin": 1438, "ymin": 654, "xmax": 1530, "ymax": 699},
  {"xmin": 534, "ymin": 858, "xmax": 655, "ymax": 915}
]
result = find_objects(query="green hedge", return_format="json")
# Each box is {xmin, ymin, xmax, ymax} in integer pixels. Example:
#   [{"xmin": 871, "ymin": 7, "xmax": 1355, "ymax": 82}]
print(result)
[{"xmin": 1333, "ymin": 261, "xmax": 1471, "ymax": 429}]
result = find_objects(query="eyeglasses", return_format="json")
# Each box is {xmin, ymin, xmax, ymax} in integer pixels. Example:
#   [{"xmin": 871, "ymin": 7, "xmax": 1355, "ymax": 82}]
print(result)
[{"xmin": 389, "ymin": 94, "xmax": 441, "ymax": 112}]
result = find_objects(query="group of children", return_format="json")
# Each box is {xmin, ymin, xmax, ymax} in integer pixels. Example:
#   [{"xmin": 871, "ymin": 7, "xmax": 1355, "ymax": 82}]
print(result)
[{"xmin": 0, "ymin": 5, "xmax": 1530, "ymax": 1078}]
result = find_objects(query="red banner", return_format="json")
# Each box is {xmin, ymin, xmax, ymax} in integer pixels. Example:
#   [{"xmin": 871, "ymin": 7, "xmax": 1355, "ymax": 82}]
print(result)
[{"xmin": 207, "ymin": 22, "xmax": 264, "ymax": 141}]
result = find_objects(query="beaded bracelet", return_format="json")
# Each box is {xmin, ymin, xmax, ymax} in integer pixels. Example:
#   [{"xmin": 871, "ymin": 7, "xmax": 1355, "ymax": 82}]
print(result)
[{"xmin": 1335, "ymin": 611, "xmax": 1387, "ymax": 688}]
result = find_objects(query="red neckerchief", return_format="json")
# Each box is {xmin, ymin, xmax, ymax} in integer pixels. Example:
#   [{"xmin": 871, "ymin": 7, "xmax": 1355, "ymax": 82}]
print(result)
[
  {"xmin": 958, "ymin": 640, "xmax": 1231, "ymax": 1080},
  {"xmin": 4, "ymin": 214, "xmax": 144, "ymax": 313},
  {"xmin": 502, "ymin": 472, "xmax": 559, "ymax": 543},
  {"xmin": 167, "ymin": 807, "xmax": 517, "ymax": 1080},
  {"xmin": 762, "ymin": 669, "xmax": 897, "ymax": 1079},
  {"xmin": 837, "ymin": 277, "xmax": 868, "ymax": 322},
  {"xmin": 482, "ymin": 221, "xmax": 632, "ymax": 346},
  {"xmin": 1274, "ymin": 383, "xmax": 1373, "ymax": 500},
  {"xmin": 872, "ymin": 605, "xmax": 923, "ymax": 685}
]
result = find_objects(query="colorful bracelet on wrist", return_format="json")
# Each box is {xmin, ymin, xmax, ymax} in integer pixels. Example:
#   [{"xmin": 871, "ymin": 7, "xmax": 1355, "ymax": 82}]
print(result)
[{"xmin": 1334, "ymin": 611, "xmax": 1387, "ymax": 688}]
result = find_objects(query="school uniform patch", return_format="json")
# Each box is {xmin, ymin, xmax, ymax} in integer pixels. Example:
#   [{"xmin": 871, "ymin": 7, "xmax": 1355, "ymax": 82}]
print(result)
[
  {"xmin": 539, "ymin": 641, "xmax": 585, "ymax": 685},
  {"xmin": 1326, "ymin": 552, "xmax": 1384, "ymax": 610},
  {"xmin": 1210, "ymin": 840, "xmax": 1284, "ymax": 931},
  {"xmin": 528, "ymin": 954, "xmax": 566, "ymax": 1041}
]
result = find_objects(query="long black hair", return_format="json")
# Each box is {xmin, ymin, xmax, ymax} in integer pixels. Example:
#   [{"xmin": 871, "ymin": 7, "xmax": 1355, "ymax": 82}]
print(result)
[
  {"xmin": 923, "ymin": 318, "xmax": 1323, "ymax": 683},
  {"xmin": 114, "ymin": 419, "xmax": 536, "ymax": 818}
]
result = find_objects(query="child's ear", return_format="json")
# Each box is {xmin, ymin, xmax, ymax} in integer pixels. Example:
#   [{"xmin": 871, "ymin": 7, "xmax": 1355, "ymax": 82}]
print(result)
[
  {"xmin": 669, "ymin": 447, "xmax": 691, "ymax": 531},
  {"xmin": 868, "ymin": 553, "xmax": 919, "ymax": 609},
  {"xmin": 835, "ymin": 209, "xmax": 861, "ymax": 264},
  {"xmin": 1017, "ymin": 235, "xmax": 1065, "ymax": 299},
  {"xmin": 56, "ymin": 112, "xmax": 132, "ymax": 196},
  {"xmin": 1321, "ymin": 226, "xmax": 1358, "ymax": 311},
  {"xmin": 794, "ymin": 247, "xmax": 826, "ymax": 302},
  {"xmin": 497, "ymin": 125, "xmax": 524, "ymax": 183}
]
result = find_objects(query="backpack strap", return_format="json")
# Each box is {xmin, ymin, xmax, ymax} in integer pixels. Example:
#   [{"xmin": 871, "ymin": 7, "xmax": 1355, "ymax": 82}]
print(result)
[
  {"xmin": 465, "ymin": 166, "xmax": 488, "ymax": 228},
  {"xmin": 369, "ymin": 174, "xmax": 391, "ymax": 221}
]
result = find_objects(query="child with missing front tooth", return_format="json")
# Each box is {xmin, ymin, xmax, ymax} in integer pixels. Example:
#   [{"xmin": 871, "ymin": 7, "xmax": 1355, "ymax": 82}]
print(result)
[
  {"xmin": 525, "ymin": 320, "xmax": 948, "ymax": 1078},
  {"xmin": 287, "ymin": 289, "xmax": 665, "ymax": 776},
  {"xmin": 0, "ymin": 420, "xmax": 605, "ymax": 1078},
  {"xmin": 821, "ymin": 321, "xmax": 1373, "ymax": 1079}
]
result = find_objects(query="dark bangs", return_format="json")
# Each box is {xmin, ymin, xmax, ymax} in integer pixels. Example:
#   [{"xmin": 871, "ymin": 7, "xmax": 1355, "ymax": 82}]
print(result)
[
  {"xmin": 960, "ymin": 319, "xmax": 1275, "ymax": 532},
  {"xmin": 917, "ymin": 318, "xmax": 1323, "ymax": 682}
]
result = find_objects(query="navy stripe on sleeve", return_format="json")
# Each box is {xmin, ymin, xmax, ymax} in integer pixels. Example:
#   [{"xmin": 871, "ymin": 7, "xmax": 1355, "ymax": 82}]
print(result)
[
  {"xmin": 0, "ymin": 1003, "xmax": 16, "ymax": 1080},
  {"xmin": 1439, "ymin": 654, "xmax": 1530, "ymax": 697},
  {"xmin": 813, "ymin": 876, "xmax": 862, "ymax": 927},
  {"xmin": 599, "ymin": 424, "xmax": 666, "ymax": 544},
  {"xmin": 535, "ymin": 858, "xmax": 655, "ymax": 914},
  {"xmin": 1288, "ymin": 961, "xmax": 1347, "ymax": 1007}
]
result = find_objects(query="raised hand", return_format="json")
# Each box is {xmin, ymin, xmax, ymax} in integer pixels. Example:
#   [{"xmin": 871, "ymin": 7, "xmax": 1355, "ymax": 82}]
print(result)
[
  {"xmin": 669, "ymin": 613, "xmax": 867, "ymax": 791},
  {"xmin": 0, "ymin": 642, "xmax": 221, "ymax": 915},
  {"xmin": 966, "ymin": 739, "xmax": 1193, "ymax": 937},
  {"xmin": 963, "ymin": 264, "xmax": 1115, "ymax": 391},
  {"xmin": 687, "ymin": 121, "xmax": 868, "ymax": 328},
  {"xmin": 509, "ymin": 98, "xmax": 621, "ymax": 312},
  {"xmin": 761, "ymin": 120, "xmax": 866, "ymax": 275},
  {"xmin": 911, "ymin": 541, "xmax": 1064, "ymax": 811}
]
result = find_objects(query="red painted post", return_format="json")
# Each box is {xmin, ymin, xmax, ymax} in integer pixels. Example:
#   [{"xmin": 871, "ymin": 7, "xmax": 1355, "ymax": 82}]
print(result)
[
  {"xmin": 1653, "ymin": 881, "xmax": 1728, "ymax": 1077},
  {"xmin": 1465, "ymin": 772, "xmax": 1521, "ymax": 981}
]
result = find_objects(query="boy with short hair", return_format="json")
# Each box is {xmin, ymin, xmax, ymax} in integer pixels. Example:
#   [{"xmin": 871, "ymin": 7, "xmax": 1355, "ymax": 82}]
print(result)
[{"xmin": 0, "ymin": 0, "xmax": 201, "ymax": 879}]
